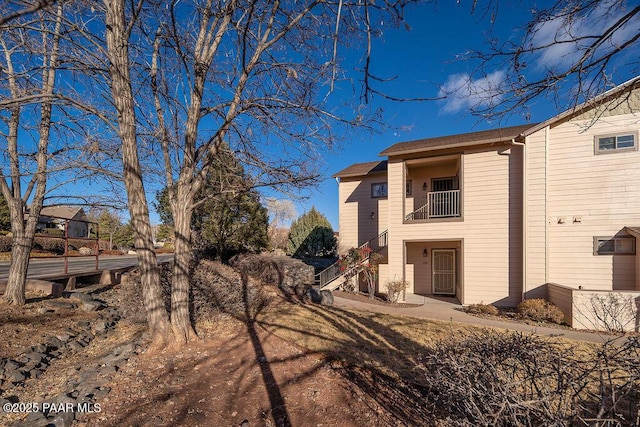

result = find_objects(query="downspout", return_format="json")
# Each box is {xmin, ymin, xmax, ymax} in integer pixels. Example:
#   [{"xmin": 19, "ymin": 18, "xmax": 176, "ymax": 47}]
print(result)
[
  {"xmin": 510, "ymin": 138, "xmax": 527, "ymax": 302},
  {"xmin": 544, "ymin": 126, "xmax": 550, "ymax": 285}
]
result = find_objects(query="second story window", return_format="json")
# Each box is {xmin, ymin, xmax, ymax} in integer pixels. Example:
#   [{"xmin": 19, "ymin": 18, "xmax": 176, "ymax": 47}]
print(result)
[
  {"xmin": 595, "ymin": 133, "xmax": 637, "ymax": 154},
  {"xmin": 371, "ymin": 182, "xmax": 387, "ymax": 198}
]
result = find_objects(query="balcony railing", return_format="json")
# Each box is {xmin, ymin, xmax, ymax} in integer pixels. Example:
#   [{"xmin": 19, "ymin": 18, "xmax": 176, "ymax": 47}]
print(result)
[{"xmin": 406, "ymin": 190, "xmax": 461, "ymax": 220}]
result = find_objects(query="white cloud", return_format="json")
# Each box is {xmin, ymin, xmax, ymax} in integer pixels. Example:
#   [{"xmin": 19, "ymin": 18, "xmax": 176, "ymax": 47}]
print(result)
[
  {"xmin": 529, "ymin": 0, "xmax": 640, "ymax": 71},
  {"xmin": 438, "ymin": 70, "xmax": 506, "ymax": 114}
]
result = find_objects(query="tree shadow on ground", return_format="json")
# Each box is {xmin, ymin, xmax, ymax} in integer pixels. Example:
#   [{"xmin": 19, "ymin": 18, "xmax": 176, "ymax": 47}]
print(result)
[{"xmin": 258, "ymin": 298, "xmax": 438, "ymax": 425}]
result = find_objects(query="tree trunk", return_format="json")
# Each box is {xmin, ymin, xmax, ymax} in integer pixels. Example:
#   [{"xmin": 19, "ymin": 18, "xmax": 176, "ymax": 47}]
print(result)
[
  {"xmin": 104, "ymin": 0, "xmax": 171, "ymax": 347},
  {"xmin": 170, "ymin": 202, "xmax": 196, "ymax": 344},
  {"xmin": 3, "ymin": 200, "xmax": 30, "ymax": 305}
]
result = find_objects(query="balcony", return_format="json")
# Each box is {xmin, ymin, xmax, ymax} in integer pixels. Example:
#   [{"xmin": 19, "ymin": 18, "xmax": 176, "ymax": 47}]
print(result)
[{"xmin": 405, "ymin": 190, "xmax": 461, "ymax": 221}]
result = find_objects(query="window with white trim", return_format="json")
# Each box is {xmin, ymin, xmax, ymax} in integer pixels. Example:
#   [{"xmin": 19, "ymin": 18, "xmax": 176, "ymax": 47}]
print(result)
[
  {"xmin": 371, "ymin": 182, "xmax": 387, "ymax": 198},
  {"xmin": 595, "ymin": 133, "xmax": 637, "ymax": 154},
  {"xmin": 594, "ymin": 236, "xmax": 636, "ymax": 255}
]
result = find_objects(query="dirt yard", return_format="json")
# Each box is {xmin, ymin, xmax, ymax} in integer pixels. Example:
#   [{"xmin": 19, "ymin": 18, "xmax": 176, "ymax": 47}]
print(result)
[{"xmin": 0, "ymin": 286, "xmax": 409, "ymax": 426}]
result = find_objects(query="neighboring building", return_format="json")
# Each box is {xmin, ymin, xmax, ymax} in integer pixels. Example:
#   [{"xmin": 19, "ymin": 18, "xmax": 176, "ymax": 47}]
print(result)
[
  {"xmin": 328, "ymin": 76, "xmax": 640, "ymax": 331},
  {"xmin": 35, "ymin": 206, "xmax": 89, "ymax": 238}
]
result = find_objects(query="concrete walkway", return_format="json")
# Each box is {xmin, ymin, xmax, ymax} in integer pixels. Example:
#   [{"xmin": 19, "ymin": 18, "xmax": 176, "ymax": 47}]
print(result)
[{"xmin": 333, "ymin": 295, "xmax": 626, "ymax": 344}]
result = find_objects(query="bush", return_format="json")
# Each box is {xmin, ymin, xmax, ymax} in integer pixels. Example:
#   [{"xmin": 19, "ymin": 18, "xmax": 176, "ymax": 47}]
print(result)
[
  {"xmin": 40, "ymin": 228, "xmax": 64, "ymax": 237},
  {"xmin": 385, "ymin": 279, "xmax": 408, "ymax": 303},
  {"xmin": 101, "ymin": 249, "xmax": 123, "ymax": 255},
  {"xmin": 287, "ymin": 207, "xmax": 337, "ymax": 258},
  {"xmin": 517, "ymin": 299, "xmax": 565, "ymax": 324},
  {"xmin": 465, "ymin": 303, "xmax": 499, "ymax": 316},
  {"xmin": 33, "ymin": 236, "xmax": 65, "ymax": 254},
  {"xmin": 0, "ymin": 235, "xmax": 11, "ymax": 252},
  {"xmin": 420, "ymin": 331, "xmax": 640, "ymax": 425},
  {"xmin": 230, "ymin": 253, "xmax": 315, "ymax": 290},
  {"xmin": 191, "ymin": 259, "xmax": 271, "ymax": 321}
]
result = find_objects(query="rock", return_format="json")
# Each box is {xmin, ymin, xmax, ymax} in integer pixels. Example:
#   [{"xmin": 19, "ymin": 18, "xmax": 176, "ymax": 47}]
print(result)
[
  {"xmin": 25, "ymin": 352, "xmax": 46, "ymax": 364},
  {"xmin": 44, "ymin": 299, "xmax": 76, "ymax": 310},
  {"xmin": 4, "ymin": 360, "xmax": 19, "ymax": 371},
  {"xmin": 31, "ymin": 344, "xmax": 47, "ymax": 353},
  {"xmin": 304, "ymin": 288, "xmax": 334, "ymax": 306},
  {"xmin": 99, "ymin": 365, "xmax": 117, "ymax": 375},
  {"xmin": 46, "ymin": 335, "xmax": 65, "ymax": 348},
  {"xmin": 56, "ymin": 334, "xmax": 72, "ymax": 343},
  {"xmin": 294, "ymin": 283, "xmax": 312, "ymax": 299},
  {"xmin": 112, "ymin": 342, "xmax": 135, "ymax": 356},
  {"xmin": 79, "ymin": 246, "xmax": 93, "ymax": 256},
  {"xmin": 30, "ymin": 368, "xmax": 45, "ymax": 379},
  {"xmin": 319, "ymin": 290, "xmax": 334, "ymax": 306},
  {"xmin": 81, "ymin": 301, "xmax": 102, "ymax": 312},
  {"xmin": 69, "ymin": 292, "xmax": 94, "ymax": 303},
  {"xmin": 50, "ymin": 409, "xmax": 76, "ymax": 427},
  {"xmin": 76, "ymin": 320, "xmax": 91, "ymax": 328},
  {"xmin": 67, "ymin": 341, "xmax": 85, "ymax": 351},
  {"xmin": 23, "ymin": 410, "xmax": 49, "ymax": 425},
  {"xmin": 8, "ymin": 370, "xmax": 27, "ymax": 383},
  {"xmin": 93, "ymin": 386, "xmax": 111, "ymax": 399},
  {"xmin": 92, "ymin": 320, "xmax": 107, "ymax": 335}
]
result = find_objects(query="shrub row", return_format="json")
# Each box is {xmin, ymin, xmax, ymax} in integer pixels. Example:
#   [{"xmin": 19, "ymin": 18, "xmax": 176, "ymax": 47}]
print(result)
[
  {"xmin": 420, "ymin": 331, "xmax": 640, "ymax": 425},
  {"xmin": 0, "ymin": 235, "xmax": 100, "ymax": 254}
]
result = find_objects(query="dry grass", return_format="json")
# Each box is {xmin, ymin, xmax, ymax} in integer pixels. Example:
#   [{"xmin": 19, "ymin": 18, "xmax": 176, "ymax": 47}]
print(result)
[
  {"xmin": 258, "ymin": 298, "xmax": 518, "ymax": 382},
  {"xmin": 258, "ymin": 296, "xmax": 639, "ymax": 425}
]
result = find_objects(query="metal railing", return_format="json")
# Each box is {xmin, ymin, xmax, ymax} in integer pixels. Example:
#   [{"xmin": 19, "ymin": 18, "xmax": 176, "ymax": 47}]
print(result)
[
  {"xmin": 406, "ymin": 190, "xmax": 461, "ymax": 220},
  {"xmin": 317, "ymin": 229, "xmax": 388, "ymax": 288}
]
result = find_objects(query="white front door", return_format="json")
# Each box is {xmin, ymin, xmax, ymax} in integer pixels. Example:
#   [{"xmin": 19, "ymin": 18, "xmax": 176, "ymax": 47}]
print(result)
[{"xmin": 432, "ymin": 249, "xmax": 455, "ymax": 295}]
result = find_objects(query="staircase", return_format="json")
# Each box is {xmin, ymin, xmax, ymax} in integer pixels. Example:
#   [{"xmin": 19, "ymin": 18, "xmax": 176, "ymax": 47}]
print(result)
[{"xmin": 317, "ymin": 230, "xmax": 388, "ymax": 291}]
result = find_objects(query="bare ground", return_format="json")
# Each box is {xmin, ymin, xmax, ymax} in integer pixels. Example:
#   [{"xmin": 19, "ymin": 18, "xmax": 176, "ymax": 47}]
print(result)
[{"xmin": 1, "ymin": 286, "xmax": 411, "ymax": 427}]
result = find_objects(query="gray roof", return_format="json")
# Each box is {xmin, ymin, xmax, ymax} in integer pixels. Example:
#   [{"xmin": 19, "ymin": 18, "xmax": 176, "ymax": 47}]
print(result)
[
  {"xmin": 379, "ymin": 123, "xmax": 536, "ymax": 157},
  {"xmin": 39, "ymin": 206, "xmax": 86, "ymax": 220},
  {"xmin": 332, "ymin": 161, "xmax": 387, "ymax": 178}
]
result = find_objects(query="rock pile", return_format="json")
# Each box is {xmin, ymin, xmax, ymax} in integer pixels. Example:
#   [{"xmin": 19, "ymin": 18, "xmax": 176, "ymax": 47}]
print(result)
[{"xmin": 0, "ymin": 291, "xmax": 141, "ymax": 427}]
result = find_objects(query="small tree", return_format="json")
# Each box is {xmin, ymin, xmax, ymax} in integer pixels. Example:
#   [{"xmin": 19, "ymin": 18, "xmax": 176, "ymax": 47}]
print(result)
[
  {"xmin": 96, "ymin": 209, "xmax": 123, "ymax": 250},
  {"xmin": 287, "ymin": 207, "xmax": 337, "ymax": 258},
  {"xmin": 339, "ymin": 246, "xmax": 381, "ymax": 298},
  {"xmin": 155, "ymin": 146, "xmax": 269, "ymax": 262},
  {"xmin": 266, "ymin": 198, "xmax": 297, "ymax": 252}
]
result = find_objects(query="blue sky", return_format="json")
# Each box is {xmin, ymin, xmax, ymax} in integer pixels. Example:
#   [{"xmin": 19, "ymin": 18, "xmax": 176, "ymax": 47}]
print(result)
[
  {"xmin": 25, "ymin": 1, "xmax": 635, "ymax": 230},
  {"xmin": 287, "ymin": 1, "xmax": 540, "ymax": 229},
  {"xmin": 284, "ymin": 0, "xmax": 640, "ymax": 230}
]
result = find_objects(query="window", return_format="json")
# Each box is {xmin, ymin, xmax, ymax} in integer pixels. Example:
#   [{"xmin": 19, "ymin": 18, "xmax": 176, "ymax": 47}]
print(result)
[
  {"xmin": 431, "ymin": 177, "xmax": 459, "ymax": 192},
  {"xmin": 371, "ymin": 182, "xmax": 387, "ymax": 198},
  {"xmin": 595, "ymin": 133, "xmax": 637, "ymax": 154},
  {"xmin": 594, "ymin": 236, "xmax": 636, "ymax": 255}
]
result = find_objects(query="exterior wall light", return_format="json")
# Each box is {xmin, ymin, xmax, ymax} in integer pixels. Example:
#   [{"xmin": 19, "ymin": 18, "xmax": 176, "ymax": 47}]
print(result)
[
  {"xmin": 423, "ymin": 249, "xmax": 428, "ymax": 257},
  {"xmin": 422, "ymin": 182, "xmax": 427, "ymax": 191},
  {"xmin": 371, "ymin": 212, "xmax": 375, "ymax": 220}
]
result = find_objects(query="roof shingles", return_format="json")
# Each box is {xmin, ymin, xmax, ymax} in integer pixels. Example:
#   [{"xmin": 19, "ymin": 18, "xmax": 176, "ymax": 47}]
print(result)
[{"xmin": 379, "ymin": 123, "xmax": 536, "ymax": 157}]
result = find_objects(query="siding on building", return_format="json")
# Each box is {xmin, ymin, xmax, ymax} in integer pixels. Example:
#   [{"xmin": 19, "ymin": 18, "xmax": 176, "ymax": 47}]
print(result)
[
  {"xmin": 386, "ymin": 144, "xmax": 523, "ymax": 306},
  {"xmin": 526, "ymin": 109, "xmax": 640, "ymax": 292},
  {"xmin": 337, "ymin": 175, "xmax": 388, "ymax": 253}
]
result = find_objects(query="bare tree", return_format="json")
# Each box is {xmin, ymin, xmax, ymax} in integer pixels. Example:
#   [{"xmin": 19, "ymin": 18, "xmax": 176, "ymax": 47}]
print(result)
[
  {"xmin": 101, "ymin": 0, "xmax": 172, "ymax": 347},
  {"xmin": 142, "ymin": 0, "xmax": 423, "ymax": 345},
  {"xmin": 266, "ymin": 198, "xmax": 297, "ymax": 251},
  {"xmin": 0, "ymin": 0, "xmax": 58, "ymax": 26},
  {"xmin": 0, "ymin": 4, "xmax": 64, "ymax": 305},
  {"xmin": 442, "ymin": 0, "xmax": 640, "ymax": 120}
]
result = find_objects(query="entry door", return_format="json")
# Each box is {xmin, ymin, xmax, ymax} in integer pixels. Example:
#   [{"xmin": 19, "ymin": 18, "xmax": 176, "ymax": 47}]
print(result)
[{"xmin": 432, "ymin": 249, "xmax": 455, "ymax": 295}]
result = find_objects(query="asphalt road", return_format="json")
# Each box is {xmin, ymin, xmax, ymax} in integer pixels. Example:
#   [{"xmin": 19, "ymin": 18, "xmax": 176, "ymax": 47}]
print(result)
[{"xmin": 0, "ymin": 253, "xmax": 174, "ymax": 281}]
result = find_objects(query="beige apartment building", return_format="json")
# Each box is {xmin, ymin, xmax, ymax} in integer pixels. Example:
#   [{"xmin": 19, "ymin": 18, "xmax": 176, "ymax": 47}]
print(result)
[{"xmin": 328, "ymin": 77, "xmax": 640, "ymax": 331}]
